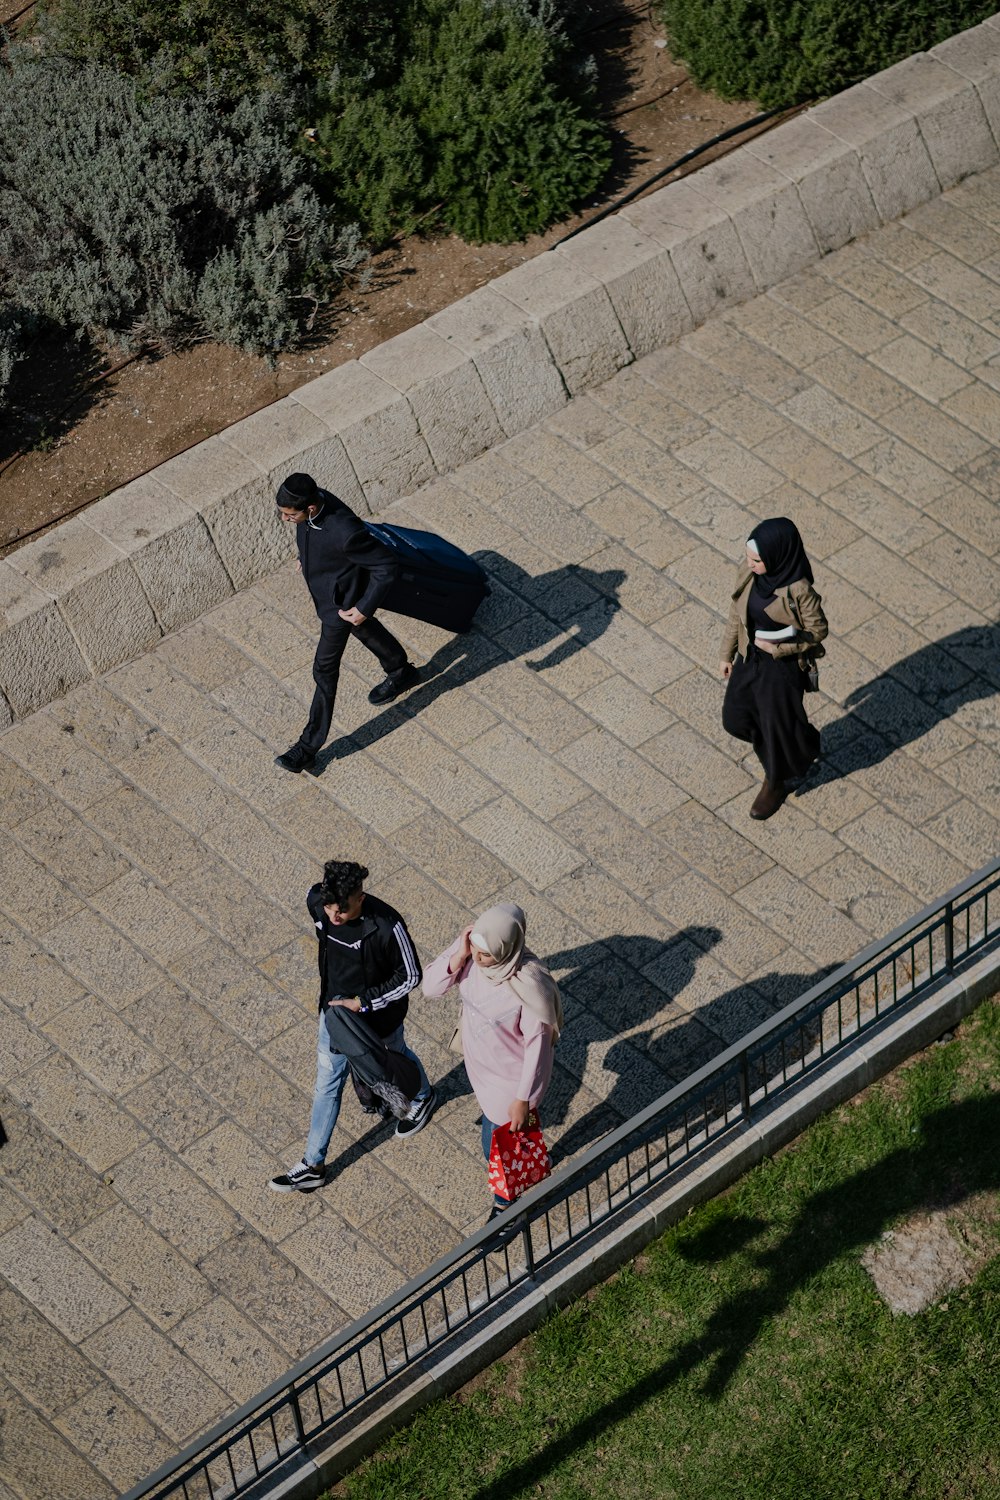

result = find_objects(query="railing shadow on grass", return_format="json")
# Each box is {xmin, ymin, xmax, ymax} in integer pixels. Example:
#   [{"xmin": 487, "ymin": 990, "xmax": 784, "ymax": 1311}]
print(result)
[
  {"xmin": 467, "ymin": 1087, "xmax": 1000, "ymax": 1500},
  {"xmin": 119, "ymin": 857, "xmax": 1000, "ymax": 1500}
]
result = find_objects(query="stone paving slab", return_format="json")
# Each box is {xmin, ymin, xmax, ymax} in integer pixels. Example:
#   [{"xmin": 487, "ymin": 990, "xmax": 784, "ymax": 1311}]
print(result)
[{"xmin": 4, "ymin": 166, "xmax": 1000, "ymax": 1497}]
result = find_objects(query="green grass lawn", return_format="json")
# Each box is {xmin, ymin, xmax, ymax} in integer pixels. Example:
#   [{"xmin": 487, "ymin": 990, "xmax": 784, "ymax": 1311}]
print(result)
[{"xmin": 333, "ymin": 998, "xmax": 1000, "ymax": 1500}]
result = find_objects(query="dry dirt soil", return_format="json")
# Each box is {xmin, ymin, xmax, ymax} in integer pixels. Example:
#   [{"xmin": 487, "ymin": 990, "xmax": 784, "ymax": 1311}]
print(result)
[{"xmin": 0, "ymin": 1, "xmax": 769, "ymax": 557}]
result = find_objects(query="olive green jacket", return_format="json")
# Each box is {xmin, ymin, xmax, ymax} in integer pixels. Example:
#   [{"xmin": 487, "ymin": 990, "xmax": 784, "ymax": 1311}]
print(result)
[{"xmin": 720, "ymin": 570, "xmax": 829, "ymax": 665}]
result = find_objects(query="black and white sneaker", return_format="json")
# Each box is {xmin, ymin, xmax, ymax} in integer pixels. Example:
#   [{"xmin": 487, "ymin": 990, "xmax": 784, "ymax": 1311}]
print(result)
[
  {"xmin": 395, "ymin": 1086, "xmax": 437, "ymax": 1139},
  {"xmin": 269, "ymin": 1159, "xmax": 325, "ymax": 1192},
  {"xmin": 486, "ymin": 1201, "xmax": 521, "ymax": 1241}
]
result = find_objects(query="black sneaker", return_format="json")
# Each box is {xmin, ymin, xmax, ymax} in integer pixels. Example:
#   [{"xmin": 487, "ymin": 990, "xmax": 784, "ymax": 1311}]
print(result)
[
  {"xmin": 486, "ymin": 1202, "xmax": 520, "ymax": 1241},
  {"xmin": 269, "ymin": 1159, "xmax": 325, "ymax": 1192},
  {"xmin": 395, "ymin": 1086, "xmax": 437, "ymax": 1139},
  {"xmin": 368, "ymin": 663, "xmax": 419, "ymax": 706},
  {"xmin": 274, "ymin": 745, "xmax": 317, "ymax": 774}
]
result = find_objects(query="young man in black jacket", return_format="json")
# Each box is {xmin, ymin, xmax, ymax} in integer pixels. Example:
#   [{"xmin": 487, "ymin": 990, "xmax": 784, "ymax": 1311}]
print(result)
[
  {"xmin": 270, "ymin": 860, "xmax": 437, "ymax": 1193},
  {"xmin": 274, "ymin": 472, "xmax": 419, "ymax": 774}
]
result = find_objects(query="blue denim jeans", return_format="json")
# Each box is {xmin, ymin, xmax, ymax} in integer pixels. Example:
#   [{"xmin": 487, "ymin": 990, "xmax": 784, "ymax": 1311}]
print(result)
[
  {"xmin": 305, "ymin": 1012, "xmax": 431, "ymax": 1167},
  {"xmin": 481, "ymin": 1114, "xmax": 513, "ymax": 1208}
]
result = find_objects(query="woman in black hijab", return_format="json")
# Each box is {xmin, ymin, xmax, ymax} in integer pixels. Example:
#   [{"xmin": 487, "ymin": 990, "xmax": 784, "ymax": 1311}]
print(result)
[{"xmin": 719, "ymin": 517, "xmax": 828, "ymax": 819}]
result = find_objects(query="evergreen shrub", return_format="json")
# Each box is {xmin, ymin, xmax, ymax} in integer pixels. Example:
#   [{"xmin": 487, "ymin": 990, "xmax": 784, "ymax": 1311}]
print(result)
[
  {"xmin": 0, "ymin": 49, "xmax": 364, "ymax": 361},
  {"xmin": 36, "ymin": 0, "xmax": 399, "ymax": 100},
  {"xmin": 316, "ymin": 0, "xmax": 611, "ymax": 244},
  {"xmin": 657, "ymin": 0, "xmax": 1000, "ymax": 106}
]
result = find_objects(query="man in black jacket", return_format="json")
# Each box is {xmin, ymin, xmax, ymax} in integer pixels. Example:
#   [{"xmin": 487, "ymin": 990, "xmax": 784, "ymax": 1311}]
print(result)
[
  {"xmin": 270, "ymin": 859, "xmax": 437, "ymax": 1193},
  {"xmin": 274, "ymin": 472, "xmax": 419, "ymax": 774}
]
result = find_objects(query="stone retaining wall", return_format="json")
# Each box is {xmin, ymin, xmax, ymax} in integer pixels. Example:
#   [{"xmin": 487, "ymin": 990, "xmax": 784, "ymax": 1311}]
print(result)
[{"xmin": 3, "ymin": 15, "xmax": 1000, "ymax": 726}]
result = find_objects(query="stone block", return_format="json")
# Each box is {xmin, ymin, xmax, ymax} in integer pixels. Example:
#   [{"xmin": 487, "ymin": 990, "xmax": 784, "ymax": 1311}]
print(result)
[
  {"xmin": 72, "ymin": 1203, "xmax": 212, "ymax": 1332},
  {"xmin": 54, "ymin": 1378, "xmax": 173, "ymax": 1491},
  {"xmin": 933, "ymin": 20, "xmax": 1000, "ymax": 147},
  {"xmin": 0, "ymin": 830, "xmax": 83, "ymax": 935},
  {"xmin": 279, "ymin": 1221, "xmax": 405, "ymax": 1321},
  {"xmin": 867, "ymin": 53, "xmax": 999, "ymax": 188},
  {"xmin": 199, "ymin": 1230, "xmax": 343, "ymax": 1363},
  {"xmin": 690, "ymin": 147, "xmax": 820, "ymax": 290},
  {"xmin": 85, "ymin": 475, "xmax": 233, "ymax": 631},
  {"xmin": 290, "ymin": 362, "xmax": 435, "ymax": 510},
  {"xmin": 155, "ymin": 434, "xmax": 294, "ymax": 590},
  {"xmin": 809, "ymin": 83, "xmax": 941, "ymax": 220},
  {"xmin": 0, "ymin": 1217, "xmax": 128, "ymax": 1342},
  {"xmin": 491, "ymin": 251, "xmax": 633, "ymax": 395},
  {"xmin": 0, "ymin": 1384, "xmax": 116, "ymax": 1500},
  {"xmin": 838, "ymin": 805, "xmax": 967, "ymax": 902},
  {"xmin": 12, "ymin": 1051, "xmax": 149, "ymax": 1170},
  {"xmin": 428, "ymin": 286, "xmax": 567, "ymax": 436},
  {"xmin": 111, "ymin": 1142, "xmax": 239, "ymax": 1262},
  {"xmin": 461, "ymin": 795, "xmax": 583, "ymax": 888},
  {"xmin": 6, "ymin": 516, "xmax": 161, "ymax": 674},
  {"xmin": 81, "ymin": 1309, "xmax": 230, "ymax": 1443},
  {"xmin": 0, "ymin": 1281, "xmax": 101, "ymax": 1414},
  {"xmin": 620, "ymin": 178, "xmax": 757, "ymax": 324},
  {"xmin": 361, "ymin": 322, "xmax": 504, "ymax": 471},
  {"xmin": 0, "ymin": 560, "xmax": 89, "ymax": 717},
  {"xmin": 555, "ymin": 215, "xmax": 694, "ymax": 357},
  {"xmin": 221, "ymin": 397, "xmax": 368, "ymax": 512},
  {"xmin": 49, "ymin": 993, "xmax": 161, "ymax": 1097},
  {"xmin": 560, "ymin": 728, "xmax": 686, "ymax": 827},
  {"xmin": 744, "ymin": 115, "xmax": 880, "ymax": 253}
]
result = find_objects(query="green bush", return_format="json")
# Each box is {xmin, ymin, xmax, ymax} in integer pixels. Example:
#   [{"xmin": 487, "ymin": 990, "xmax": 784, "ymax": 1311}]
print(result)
[
  {"xmin": 0, "ymin": 49, "xmax": 364, "ymax": 359},
  {"xmin": 658, "ymin": 0, "xmax": 1000, "ymax": 106},
  {"xmin": 316, "ymin": 0, "xmax": 611, "ymax": 244},
  {"xmin": 38, "ymin": 0, "xmax": 609, "ymax": 249},
  {"xmin": 36, "ymin": 0, "xmax": 399, "ymax": 100}
]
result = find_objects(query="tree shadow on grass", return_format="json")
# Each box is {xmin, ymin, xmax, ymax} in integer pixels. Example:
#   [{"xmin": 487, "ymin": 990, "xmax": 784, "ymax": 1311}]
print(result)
[{"xmin": 466, "ymin": 1089, "xmax": 1000, "ymax": 1500}]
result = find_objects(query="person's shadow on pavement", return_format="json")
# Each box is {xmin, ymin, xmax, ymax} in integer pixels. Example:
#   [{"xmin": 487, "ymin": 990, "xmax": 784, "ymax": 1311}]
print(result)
[
  {"xmin": 309, "ymin": 553, "xmax": 626, "ymax": 770},
  {"xmin": 808, "ymin": 621, "xmax": 1000, "ymax": 784},
  {"xmin": 539, "ymin": 928, "xmax": 840, "ymax": 1165}
]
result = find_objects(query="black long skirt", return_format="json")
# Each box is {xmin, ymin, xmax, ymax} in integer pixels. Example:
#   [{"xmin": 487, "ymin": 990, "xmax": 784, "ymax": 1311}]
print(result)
[{"xmin": 722, "ymin": 648, "xmax": 820, "ymax": 785}]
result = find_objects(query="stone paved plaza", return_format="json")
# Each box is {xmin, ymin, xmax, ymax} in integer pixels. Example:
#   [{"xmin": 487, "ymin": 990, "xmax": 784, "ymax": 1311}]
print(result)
[{"xmin": 3, "ymin": 166, "xmax": 1000, "ymax": 1499}]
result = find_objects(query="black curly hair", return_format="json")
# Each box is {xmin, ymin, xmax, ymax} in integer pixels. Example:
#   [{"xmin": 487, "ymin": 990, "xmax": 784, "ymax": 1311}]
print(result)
[{"xmin": 320, "ymin": 860, "xmax": 369, "ymax": 907}]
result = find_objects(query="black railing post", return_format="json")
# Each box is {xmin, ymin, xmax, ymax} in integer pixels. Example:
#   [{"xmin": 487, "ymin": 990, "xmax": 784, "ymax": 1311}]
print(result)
[
  {"xmin": 944, "ymin": 901, "xmax": 955, "ymax": 972},
  {"xmin": 521, "ymin": 1218, "xmax": 536, "ymax": 1280},
  {"xmin": 739, "ymin": 1051, "xmax": 751, "ymax": 1121},
  {"xmin": 289, "ymin": 1384, "xmax": 306, "ymax": 1448}
]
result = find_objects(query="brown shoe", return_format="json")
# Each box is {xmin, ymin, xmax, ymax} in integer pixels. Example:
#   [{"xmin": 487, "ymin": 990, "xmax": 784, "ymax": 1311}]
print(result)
[{"xmin": 750, "ymin": 778, "xmax": 786, "ymax": 820}]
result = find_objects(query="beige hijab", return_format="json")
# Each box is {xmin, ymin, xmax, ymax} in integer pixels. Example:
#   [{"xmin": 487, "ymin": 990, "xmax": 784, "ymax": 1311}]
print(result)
[{"xmin": 469, "ymin": 902, "xmax": 563, "ymax": 1039}]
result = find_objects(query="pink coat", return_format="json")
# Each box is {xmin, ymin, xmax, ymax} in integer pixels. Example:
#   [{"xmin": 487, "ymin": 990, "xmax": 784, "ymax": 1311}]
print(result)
[{"xmin": 422, "ymin": 941, "xmax": 554, "ymax": 1125}]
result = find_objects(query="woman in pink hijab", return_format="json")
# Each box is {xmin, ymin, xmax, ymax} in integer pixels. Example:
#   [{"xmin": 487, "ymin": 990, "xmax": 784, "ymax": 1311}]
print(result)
[{"xmin": 422, "ymin": 902, "xmax": 562, "ymax": 1216}]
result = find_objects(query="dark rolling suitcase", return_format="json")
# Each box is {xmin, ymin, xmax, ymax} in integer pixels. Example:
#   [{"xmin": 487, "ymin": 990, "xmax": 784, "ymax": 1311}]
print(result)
[{"xmin": 366, "ymin": 523, "xmax": 489, "ymax": 634}]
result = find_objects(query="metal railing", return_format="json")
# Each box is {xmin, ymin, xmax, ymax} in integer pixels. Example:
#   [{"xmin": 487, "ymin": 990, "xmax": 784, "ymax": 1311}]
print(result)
[{"xmin": 123, "ymin": 856, "xmax": 1000, "ymax": 1500}]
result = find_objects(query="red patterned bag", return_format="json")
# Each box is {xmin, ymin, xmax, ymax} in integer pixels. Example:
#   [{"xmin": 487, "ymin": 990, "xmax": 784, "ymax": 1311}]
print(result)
[{"xmin": 487, "ymin": 1113, "xmax": 552, "ymax": 1202}]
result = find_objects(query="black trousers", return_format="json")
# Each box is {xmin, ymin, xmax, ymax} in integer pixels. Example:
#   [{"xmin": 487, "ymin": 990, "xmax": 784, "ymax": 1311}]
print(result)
[
  {"xmin": 722, "ymin": 648, "xmax": 820, "ymax": 785},
  {"xmin": 299, "ymin": 617, "xmax": 407, "ymax": 754}
]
